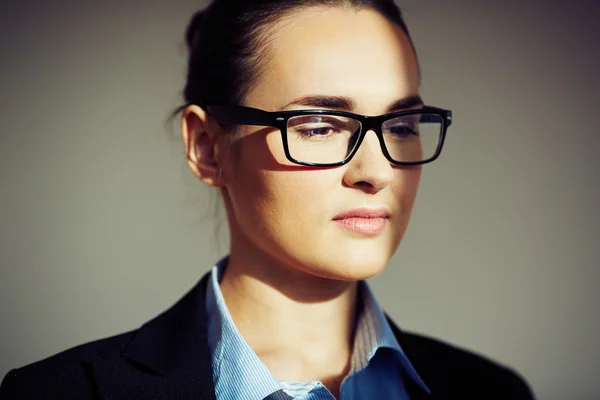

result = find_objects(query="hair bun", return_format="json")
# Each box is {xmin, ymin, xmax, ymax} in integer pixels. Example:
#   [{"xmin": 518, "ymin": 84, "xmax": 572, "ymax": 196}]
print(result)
[{"xmin": 185, "ymin": 10, "xmax": 206, "ymax": 50}]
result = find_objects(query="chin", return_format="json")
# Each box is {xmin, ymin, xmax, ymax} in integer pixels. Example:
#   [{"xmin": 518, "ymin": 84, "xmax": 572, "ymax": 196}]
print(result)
[
  {"xmin": 303, "ymin": 247, "xmax": 392, "ymax": 282},
  {"xmin": 282, "ymin": 228, "xmax": 400, "ymax": 282}
]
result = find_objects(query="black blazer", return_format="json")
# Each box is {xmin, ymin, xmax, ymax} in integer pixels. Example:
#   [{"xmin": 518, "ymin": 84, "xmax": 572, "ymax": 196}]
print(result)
[{"xmin": 0, "ymin": 273, "xmax": 535, "ymax": 400}]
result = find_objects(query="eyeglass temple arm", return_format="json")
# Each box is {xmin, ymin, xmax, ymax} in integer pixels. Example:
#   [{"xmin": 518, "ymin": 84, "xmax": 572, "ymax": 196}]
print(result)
[{"xmin": 206, "ymin": 105, "xmax": 277, "ymax": 126}]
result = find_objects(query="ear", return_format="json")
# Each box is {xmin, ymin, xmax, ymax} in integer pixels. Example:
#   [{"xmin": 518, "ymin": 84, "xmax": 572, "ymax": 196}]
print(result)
[{"xmin": 181, "ymin": 105, "xmax": 226, "ymax": 187}]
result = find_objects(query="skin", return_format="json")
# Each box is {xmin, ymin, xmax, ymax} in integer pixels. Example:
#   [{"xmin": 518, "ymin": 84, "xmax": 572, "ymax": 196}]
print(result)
[{"xmin": 181, "ymin": 6, "xmax": 421, "ymax": 397}]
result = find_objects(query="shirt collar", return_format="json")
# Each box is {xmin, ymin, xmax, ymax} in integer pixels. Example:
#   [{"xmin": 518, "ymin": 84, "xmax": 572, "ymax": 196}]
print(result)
[
  {"xmin": 206, "ymin": 256, "xmax": 430, "ymax": 399},
  {"xmin": 351, "ymin": 280, "xmax": 431, "ymax": 393},
  {"xmin": 206, "ymin": 257, "xmax": 283, "ymax": 400}
]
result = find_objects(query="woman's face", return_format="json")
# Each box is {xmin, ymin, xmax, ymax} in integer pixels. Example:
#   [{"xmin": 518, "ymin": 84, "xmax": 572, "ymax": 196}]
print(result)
[{"xmin": 215, "ymin": 6, "xmax": 421, "ymax": 281}]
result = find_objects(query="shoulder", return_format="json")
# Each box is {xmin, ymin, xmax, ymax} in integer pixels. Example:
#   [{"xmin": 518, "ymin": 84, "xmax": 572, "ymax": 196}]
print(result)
[
  {"xmin": 1, "ymin": 273, "xmax": 214, "ymax": 400},
  {"xmin": 0, "ymin": 330, "xmax": 135, "ymax": 400},
  {"xmin": 398, "ymin": 329, "xmax": 535, "ymax": 399}
]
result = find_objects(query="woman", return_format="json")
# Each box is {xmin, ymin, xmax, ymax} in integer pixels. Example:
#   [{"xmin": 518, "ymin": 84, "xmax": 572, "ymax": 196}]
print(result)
[{"xmin": 0, "ymin": 0, "xmax": 534, "ymax": 399}]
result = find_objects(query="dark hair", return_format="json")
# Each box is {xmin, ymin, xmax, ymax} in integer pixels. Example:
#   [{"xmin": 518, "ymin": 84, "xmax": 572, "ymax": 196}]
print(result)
[{"xmin": 172, "ymin": 0, "xmax": 415, "ymax": 116}]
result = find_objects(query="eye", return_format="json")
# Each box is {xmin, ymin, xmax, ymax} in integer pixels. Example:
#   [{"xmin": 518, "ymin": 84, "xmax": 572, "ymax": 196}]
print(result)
[
  {"xmin": 287, "ymin": 115, "xmax": 357, "ymax": 140},
  {"xmin": 295, "ymin": 124, "xmax": 338, "ymax": 137},
  {"xmin": 387, "ymin": 123, "xmax": 419, "ymax": 137},
  {"xmin": 382, "ymin": 115, "xmax": 421, "ymax": 140}
]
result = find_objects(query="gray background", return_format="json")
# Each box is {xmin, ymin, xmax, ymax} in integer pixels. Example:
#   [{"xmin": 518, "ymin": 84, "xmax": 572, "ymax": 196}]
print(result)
[{"xmin": 1, "ymin": 1, "xmax": 599, "ymax": 399}]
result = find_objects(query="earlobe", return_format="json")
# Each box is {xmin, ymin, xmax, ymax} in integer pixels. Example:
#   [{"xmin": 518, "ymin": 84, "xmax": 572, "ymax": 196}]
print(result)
[{"xmin": 181, "ymin": 105, "xmax": 225, "ymax": 187}]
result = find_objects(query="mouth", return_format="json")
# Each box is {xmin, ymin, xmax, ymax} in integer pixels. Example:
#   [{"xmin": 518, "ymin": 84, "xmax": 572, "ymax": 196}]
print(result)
[{"xmin": 332, "ymin": 208, "xmax": 390, "ymax": 235}]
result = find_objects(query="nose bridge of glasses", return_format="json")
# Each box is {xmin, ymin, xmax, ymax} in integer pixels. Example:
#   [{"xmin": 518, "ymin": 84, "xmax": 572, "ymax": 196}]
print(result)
[
  {"xmin": 351, "ymin": 118, "xmax": 389, "ymax": 163},
  {"xmin": 356, "ymin": 115, "xmax": 386, "ymax": 152},
  {"xmin": 360, "ymin": 115, "xmax": 383, "ymax": 135}
]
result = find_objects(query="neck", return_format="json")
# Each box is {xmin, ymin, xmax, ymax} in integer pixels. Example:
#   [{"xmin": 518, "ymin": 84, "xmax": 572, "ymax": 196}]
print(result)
[{"xmin": 219, "ymin": 249, "xmax": 358, "ymax": 390}]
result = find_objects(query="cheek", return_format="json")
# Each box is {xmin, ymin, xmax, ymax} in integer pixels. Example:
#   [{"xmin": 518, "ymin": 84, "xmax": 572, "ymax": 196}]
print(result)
[
  {"xmin": 225, "ymin": 129, "xmax": 330, "ymax": 238},
  {"xmin": 226, "ymin": 127, "xmax": 329, "ymax": 227},
  {"xmin": 232, "ymin": 169, "xmax": 330, "ymax": 233},
  {"xmin": 389, "ymin": 167, "xmax": 422, "ymax": 245},
  {"xmin": 228, "ymin": 163, "xmax": 338, "ymax": 275},
  {"xmin": 392, "ymin": 166, "xmax": 422, "ymax": 211}
]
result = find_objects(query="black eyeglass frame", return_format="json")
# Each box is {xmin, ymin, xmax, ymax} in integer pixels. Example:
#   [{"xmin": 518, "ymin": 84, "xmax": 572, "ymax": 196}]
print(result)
[{"xmin": 205, "ymin": 104, "xmax": 453, "ymax": 167}]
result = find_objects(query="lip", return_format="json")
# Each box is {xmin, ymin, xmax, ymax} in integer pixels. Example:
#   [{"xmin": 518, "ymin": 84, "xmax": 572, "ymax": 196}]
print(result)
[
  {"xmin": 333, "ymin": 207, "xmax": 391, "ymax": 220},
  {"xmin": 332, "ymin": 207, "xmax": 390, "ymax": 235}
]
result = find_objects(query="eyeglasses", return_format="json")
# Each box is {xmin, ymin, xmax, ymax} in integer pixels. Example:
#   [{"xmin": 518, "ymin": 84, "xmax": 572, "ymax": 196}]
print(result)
[{"xmin": 206, "ymin": 104, "xmax": 453, "ymax": 166}]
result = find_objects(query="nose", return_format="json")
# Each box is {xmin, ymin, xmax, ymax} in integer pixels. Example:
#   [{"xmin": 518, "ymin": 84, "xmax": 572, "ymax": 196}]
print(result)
[{"xmin": 342, "ymin": 130, "xmax": 393, "ymax": 194}]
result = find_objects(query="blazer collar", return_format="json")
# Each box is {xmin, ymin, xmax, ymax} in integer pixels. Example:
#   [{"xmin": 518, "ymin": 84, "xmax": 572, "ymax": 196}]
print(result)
[
  {"xmin": 90, "ymin": 272, "xmax": 434, "ymax": 400},
  {"xmin": 91, "ymin": 273, "xmax": 217, "ymax": 400},
  {"xmin": 388, "ymin": 317, "xmax": 437, "ymax": 400}
]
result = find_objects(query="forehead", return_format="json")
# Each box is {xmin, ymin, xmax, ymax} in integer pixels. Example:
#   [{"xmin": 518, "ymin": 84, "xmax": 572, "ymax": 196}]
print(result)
[{"xmin": 245, "ymin": 6, "xmax": 419, "ymax": 113}]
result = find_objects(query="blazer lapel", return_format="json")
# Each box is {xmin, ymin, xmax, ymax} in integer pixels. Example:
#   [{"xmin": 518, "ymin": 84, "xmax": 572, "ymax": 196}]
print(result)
[
  {"xmin": 387, "ymin": 316, "xmax": 436, "ymax": 400},
  {"xmin": 91, "ymin": 273, "xmax": 217, "ymax": 400},
  {"xmin": 89, "ymin": 274, "xmax": 437, "ymax": 400}
]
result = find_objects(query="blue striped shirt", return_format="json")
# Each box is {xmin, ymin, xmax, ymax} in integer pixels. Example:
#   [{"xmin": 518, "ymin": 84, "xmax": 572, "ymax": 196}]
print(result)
[{"xmin": 206, "ymin": 257, "xmax": 430, "ymax": 399}]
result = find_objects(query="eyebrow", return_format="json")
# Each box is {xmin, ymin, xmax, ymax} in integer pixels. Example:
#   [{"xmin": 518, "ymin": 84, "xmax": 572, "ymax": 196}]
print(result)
[
  {"xmin": 280, "ymin": 95, "xmax": 355, "ymax": 111},
  {"xmin": 386, "ymin": 95, "xmax": 424, "ymax": 112},
  {"xmin": 280, "ymin": 94, "xmax": 424, "ymax": 113}
]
